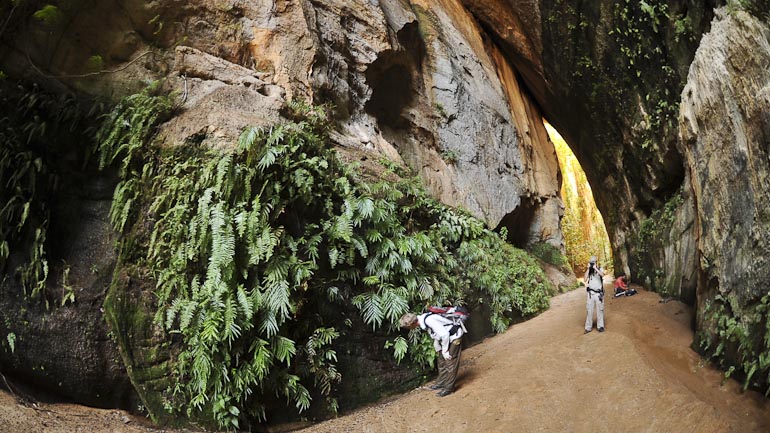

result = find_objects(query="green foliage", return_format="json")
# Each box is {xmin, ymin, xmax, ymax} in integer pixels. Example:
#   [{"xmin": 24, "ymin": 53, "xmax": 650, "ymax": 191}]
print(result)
[
  {"xmin": 32, "ymin": 4, "xmax": 62, "ymax": 25},
  {"xmin": 530, "ymin": 242, "xmax": 567, "ymax": 267},
  {"xmin": 60, "ymin": 264, "xmax": 75, "ymax": 306},
  {"xmin": 96, "ymin": 80, "xmax": 173, "ymax": 176},
  {"xmin": 548, "ymin": 125, "xmax": 612, "ymax": 273},
  {"xmin": 609, "ymin": 0, "xmax": 680, "ymax": 151},
  {"xmin": 698, "ymin": 293, "xmax": 770, "ymax": 395},
  {"xmin": 434, "ymin": 102, "xmax": 448, "ymax": 119},
  {"xmin": 440, "ymin": 149, "xmax": 458, "ymax": 164},
  {"xmin": 384, "ymin": 336, "xmax": 409, "ymax": 363},
  {"xmin": 629, "ymin": 191, "xmax": 683, "ymax": 293},
  {"xmin": 6, "ymin": 332, "xmax": 16, "ymax": 353},
  {"xmin": 610, "ymin": 0, "xmax": 669, "ymax": 72},
  {"xmin": 101, "ymin": 94, "xmax": 551, "ymax": 428},
  {"xmin": 86, "ymin": 55, "xmax": 104, "ymax": 72},
  {"xmin": 734, "ymin": 0, "xmax": 770, "ymax": 20},
  {"xmin": 0, "ymin": 82, "xmax": 95, "ymax": 304},
  {"xmin": 673, "ymin": 14, "xmax": 694, "ymax": 43},
  {"xmin": 456, "ymin": 237, "xmax": 552, "ymax": 332}
]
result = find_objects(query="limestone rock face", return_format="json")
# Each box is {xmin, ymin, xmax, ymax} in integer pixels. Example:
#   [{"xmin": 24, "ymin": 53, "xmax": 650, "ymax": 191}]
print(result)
[
  {"xmin": 2, "ymin": 0, "xmax": 562, "ymax": 237},
  {"xmin": 300, "ymin": 0, "xmax": 563, "ymax": 240},
  {"xmin": 463, "ymin": 0, "xmax": 716, "ymax": 281},
  {"xmin": 678, "ymin": 9, "xmax": 770, "ymax": 340},
  {"xmin": 0, "ymin": 169, "xmax": 132, "ymax": 408},
  {"xmin": 460, "ymin": 0, "xmax": 545, "ymax": 102},
  {"xmin": 0, "ymin": 0, "xmax": 569, "ymax": 418}
]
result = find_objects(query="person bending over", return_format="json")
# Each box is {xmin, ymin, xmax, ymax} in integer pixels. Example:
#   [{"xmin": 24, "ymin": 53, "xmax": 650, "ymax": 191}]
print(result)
[{"xmin": 400, "ymin": 311, "xmax": 464, "ymax": 396}]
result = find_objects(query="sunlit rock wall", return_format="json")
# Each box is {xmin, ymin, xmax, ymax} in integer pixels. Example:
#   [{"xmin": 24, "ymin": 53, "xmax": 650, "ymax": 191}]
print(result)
[{"xmin": 462, "ymin": 0, "xmax": 716, "ymax": 289}]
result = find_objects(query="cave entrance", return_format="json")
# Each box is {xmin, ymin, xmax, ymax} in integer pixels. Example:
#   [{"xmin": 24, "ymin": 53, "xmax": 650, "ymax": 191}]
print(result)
[
  {"xmin": 495, "ymin": 198, "xmax": 537, "ymax": 248},
  {"xmin": 544, "ymin": 121, "xmax": 612, "ymax": 276}
]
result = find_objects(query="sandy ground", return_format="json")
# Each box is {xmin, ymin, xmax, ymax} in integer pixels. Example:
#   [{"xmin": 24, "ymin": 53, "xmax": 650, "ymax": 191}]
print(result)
[
  {"xmin": 3, "ymin": 285, "xmax": 770, "ymax": 433},
  {"xmin": 0, "ymin": 390, "xmax": 191, "ymax": 433},
  {"xmin": 298, "ymin": 286, "xmax": 770, "ymax": 433}
]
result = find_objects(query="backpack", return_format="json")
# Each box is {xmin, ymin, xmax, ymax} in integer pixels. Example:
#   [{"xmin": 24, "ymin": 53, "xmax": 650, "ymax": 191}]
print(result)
[{"xmin": 426, "ymin": 306, "xmax": 470, "ymax": 335}]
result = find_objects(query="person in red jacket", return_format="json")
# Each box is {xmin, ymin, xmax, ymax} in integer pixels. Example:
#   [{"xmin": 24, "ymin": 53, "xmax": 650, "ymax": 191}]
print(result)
[{"xmin": 613, "ymin": 275, "xmax": 636, "ymax": 297}]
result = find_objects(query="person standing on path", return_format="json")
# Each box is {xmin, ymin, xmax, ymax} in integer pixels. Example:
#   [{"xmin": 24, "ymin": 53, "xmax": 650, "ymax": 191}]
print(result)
[
  {"xmin": 584, "ymin": 256, "xmax": 605, "ymax": 333},
  {"xmin": 399, "ymin": 312, "xmax": 463, "ymax": 397}
]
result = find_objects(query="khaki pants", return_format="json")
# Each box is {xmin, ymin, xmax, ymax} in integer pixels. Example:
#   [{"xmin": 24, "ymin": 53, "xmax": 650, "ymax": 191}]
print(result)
[
  {"xmin": 585, "ymin": 291, "xmax": 604, "ymax": 331},
  {"xmin": 436, "ymin": 339, "xmax": 462, "ymax": 391}
]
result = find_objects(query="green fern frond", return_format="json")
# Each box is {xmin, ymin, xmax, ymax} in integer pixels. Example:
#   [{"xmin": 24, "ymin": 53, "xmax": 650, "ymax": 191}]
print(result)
[
  {"xmin": 260, "ymin": 311, "xmax": 280, "ymax": 337},
  {"xmin": 237, "ymin": 126, "xmax": 261, "ymax": 151},
  {"xmin": 223, "ymin": 297, "xmax": 241, "ymax": 343},
  {"xmin": 236, "ymin": 286, "xmax": 253, "ymax": 321},
  {"xmin": 274, "ymin": 336, "xmax": 296, "ymax": 366},
  {"xmin": 352, "ymin": 292, "xmax": 384, "ymax": 328},
  {"xmin": 98, "ymin": 93, "xmax": 554, "ymax": 425}
]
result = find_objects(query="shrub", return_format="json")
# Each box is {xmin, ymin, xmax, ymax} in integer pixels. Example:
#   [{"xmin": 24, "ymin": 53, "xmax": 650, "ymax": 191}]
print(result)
[
  {"xmin": 99, "ymin": 94, "xmax": 552, "ymax": 429},
  {"xmin": 530, "ymin": 242, "xmax": 567, "ymax": 267},
  {"xmin": 0, "ymin": 82, "xmax": 96, "ymax": 304}
]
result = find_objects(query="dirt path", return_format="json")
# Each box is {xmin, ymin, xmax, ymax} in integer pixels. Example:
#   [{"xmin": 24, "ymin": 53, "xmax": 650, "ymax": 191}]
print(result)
[
  {"xmin": 3, "ymin": 286, "xmax": 770, "ymax": 433},
  {"xmin": 0, "ymin": 390, "xmax": 189, "ymax": 433},
  {"xmin": 298, "ymin": 286, "xmax": 770, "ymax": 433}
]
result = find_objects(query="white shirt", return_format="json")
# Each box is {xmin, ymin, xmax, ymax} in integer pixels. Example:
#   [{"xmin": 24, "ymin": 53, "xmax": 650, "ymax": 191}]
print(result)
[
  {"xmin": 584, "ymin": 265, "xmax": 605, "ymax": 291},
  {"xmin": 418, "ymin": 313, "xmax": 463, "ymax": 357}
]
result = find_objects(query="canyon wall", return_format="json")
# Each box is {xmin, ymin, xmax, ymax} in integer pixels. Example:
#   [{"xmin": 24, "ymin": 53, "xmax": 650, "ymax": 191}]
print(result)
[
  {"xmin": 0, "ymin": 0, "xmax": 568, "ymax": 423},
  {"xmin": 5, "ymin": 0, "xmax": 770, "ymax": 423}
]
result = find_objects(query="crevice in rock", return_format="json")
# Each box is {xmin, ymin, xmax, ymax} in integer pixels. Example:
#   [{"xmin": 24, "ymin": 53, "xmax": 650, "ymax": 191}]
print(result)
[
  {"xmin": 364, "ymin": 22, "xmax": 425, "ymax": 135},
  {"xmin": 496, "ymin": 198, "xmax": 538, "ymax": 248}
]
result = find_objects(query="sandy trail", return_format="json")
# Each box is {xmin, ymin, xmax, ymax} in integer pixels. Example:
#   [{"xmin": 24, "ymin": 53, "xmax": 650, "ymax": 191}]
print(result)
[
  {"xmin": 298, "ymin": 287, "xmax": 770, "ymax": 433},
  {"xmin": 2, "ymin": 286, "xmax": 770, "ymax": 433}
]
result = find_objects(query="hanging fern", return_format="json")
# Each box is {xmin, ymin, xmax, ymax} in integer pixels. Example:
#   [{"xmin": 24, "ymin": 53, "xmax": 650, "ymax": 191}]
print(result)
[
  {"xmin": 0, "ymin": 81, "xmax": 97, "ymax": 304},
  {"xmin": 101, "ymin": 93, "xmax": 552, "ymax": 429}
]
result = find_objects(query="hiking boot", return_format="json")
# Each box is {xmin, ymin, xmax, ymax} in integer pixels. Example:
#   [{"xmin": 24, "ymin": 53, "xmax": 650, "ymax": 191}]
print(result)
[
  {"xmin": 598, "ymin": 327, "xmax": 605, "ymax": 332},
  {"xmin": 429, "ymin": 384, "xmax": 444, "ymax": 390},
  {"xmin": 437, "ymin": 389, "xmax": 453, "ymax": 397}
]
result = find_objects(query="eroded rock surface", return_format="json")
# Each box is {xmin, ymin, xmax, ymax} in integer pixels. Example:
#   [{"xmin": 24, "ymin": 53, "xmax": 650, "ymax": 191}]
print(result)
[
  {"xmin": 679, "ymin": 8, "xmax": 770, "ymax": 359},
  {"xmin": 0, "ymin": 0, "xmax": 570, "ymax": 422}
]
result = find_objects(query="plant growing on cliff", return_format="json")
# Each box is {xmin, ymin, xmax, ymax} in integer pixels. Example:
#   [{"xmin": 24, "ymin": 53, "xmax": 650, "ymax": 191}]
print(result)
[
  {"xmin": 628, "ymin": 191, "xmax": 683, "ymax": 293},
  {"xmin": 31, "ymin": 4, "xmax": 63, "ymax": 24},
  {"xmin": 608, "ymin": 0, "xmax": 682, "ymax": 151},
  {"xmin": 100, "ymin": 93, "xmax": 552, "ymax": 429},
  {"xmin": 5, "ymin": 332, "xmax": 16, "ymax": 353},
  {"xmin": 698, "ymin": 293, "xmax": 770, "ymax": 395},
  {"xmin": 673, "ymin": 14, "xmax": 694, "ymax": 43},
  {"xmin": 0, "ymin": 82, "xmax": 95, "ymax": 304},
  {"xmin": 530, "ymin": 242, "xmax": 568, "ymax": 268},
  {"xmin": 440, "ymin": 149, "xmax": 458, "ymax": 164},
  {"xmin": 733, "ymin": 0, "xmax": 770, "ymax": 20}
]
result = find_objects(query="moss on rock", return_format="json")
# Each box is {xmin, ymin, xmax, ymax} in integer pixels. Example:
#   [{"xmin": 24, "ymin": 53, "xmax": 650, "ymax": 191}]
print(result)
[{"xmin": 103, "ymin": 264, "xmax": 179, "ymax": 425}]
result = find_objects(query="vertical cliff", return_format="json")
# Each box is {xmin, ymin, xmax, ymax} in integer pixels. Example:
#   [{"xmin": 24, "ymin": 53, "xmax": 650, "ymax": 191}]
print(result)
[
  {"xmin": 462, "ymin": 0, "xmax": 716, "ymax": 292},
  {"xmin": 463, "ymin": 0, "xmax": 770, "ymax": 392},
  {"xmin": 681, "ymin": 7, "xmax": 770, "ymax": 315},
  {"xmin": 0, "ymin": 0, "xmax": 569, "ymax": 424},
  {"xmin": 679, "ymin": 6, "xmax": 770, "ymax": 386}
]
